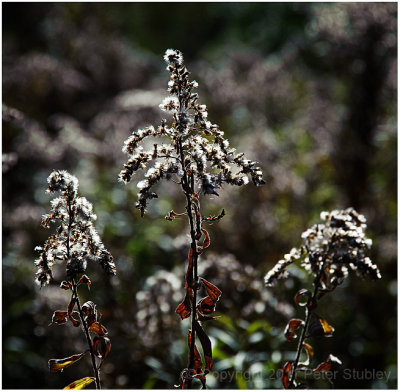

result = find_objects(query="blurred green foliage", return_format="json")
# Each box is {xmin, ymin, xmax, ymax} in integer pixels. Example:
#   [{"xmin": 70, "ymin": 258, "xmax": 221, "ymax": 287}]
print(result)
[{"xmin": 3, "ymin": 2, "xmax": 397, "ymax": 389}]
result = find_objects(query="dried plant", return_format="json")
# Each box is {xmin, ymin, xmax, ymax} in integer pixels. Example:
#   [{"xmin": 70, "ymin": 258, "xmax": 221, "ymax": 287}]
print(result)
[
  {"xmin": 35, "ymin": 170, "xmax": 116, "ymax": 389},
  {"xmin": 265, "ymin": 208, "xmax": 381, "ymax": 388},
  {"xmin": 120, "ymin": 49, "xmax": 264, "ymax": 388}
]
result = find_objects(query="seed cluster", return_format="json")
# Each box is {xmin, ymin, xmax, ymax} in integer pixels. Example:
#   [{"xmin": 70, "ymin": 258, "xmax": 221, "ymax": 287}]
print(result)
[
  {"xmin": 265, "ymin": 208, "xmax": 381, "ymax": 288},
  {"xmin": 35, "ymin": 170, "xmax": 116, "ymax": 286},
  {"xmin": 119, "ymin": 49, "xmax": 264, "ymax": 216}
]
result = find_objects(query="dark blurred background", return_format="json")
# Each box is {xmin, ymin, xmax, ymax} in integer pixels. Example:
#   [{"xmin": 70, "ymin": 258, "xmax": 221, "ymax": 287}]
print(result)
[{"xmin": 2, "ymin": 2, "xmax": 397, "ymax": 389}]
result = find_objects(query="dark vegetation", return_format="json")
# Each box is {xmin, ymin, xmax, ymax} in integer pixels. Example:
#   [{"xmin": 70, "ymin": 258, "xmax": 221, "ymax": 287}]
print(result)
[{"xmin": 2, "ymin": 3, "xmax": 397, "ymax": 389}]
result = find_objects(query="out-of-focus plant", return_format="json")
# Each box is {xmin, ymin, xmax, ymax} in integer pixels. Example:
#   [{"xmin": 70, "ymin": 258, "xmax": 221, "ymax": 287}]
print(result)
[
  {"xmin": 35, "ymin": 170, "xmax": 116, "ymax": 389},
  {"xmin": 265, "ymin": 208, "xmax": 381, "ymax": 388},
  {"xmin": 120, "ymin": 49, "xmax": 264, "ymax": 388}
]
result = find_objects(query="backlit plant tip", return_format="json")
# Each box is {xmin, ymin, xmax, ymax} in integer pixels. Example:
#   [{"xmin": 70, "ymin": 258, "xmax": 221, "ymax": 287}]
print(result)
[
  {"xmin": 265, "ymin": 207, "xmax": 381, "ymax": 388},
  {"xmin": 35, "ymin": 170, "xmax": 115, "ymax": 389},
  {"xmin": 120, "ymin": 49, "xmax": 264, "ymax": 389}
]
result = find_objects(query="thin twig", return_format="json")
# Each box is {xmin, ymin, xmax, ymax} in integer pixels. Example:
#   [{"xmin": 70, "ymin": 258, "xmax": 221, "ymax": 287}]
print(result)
[
  {"xmin": 72, "ymin": 280, "xmax": 101, "ymax": 389},
  {"xmin": 66, "ymin": 197, "xmax": 101, "ymax": 390},
  {"xmin": 289, "ymin": 261, "xmax": 325, "ymax": 388},
  {"xmin": 177, "ymin": 135, "xmax": 199, "ymax": 388}
]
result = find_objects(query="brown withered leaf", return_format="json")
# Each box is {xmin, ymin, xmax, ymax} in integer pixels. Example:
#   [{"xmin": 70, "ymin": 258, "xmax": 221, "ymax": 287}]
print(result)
[
  {"xmin": 68, "ymin": 297, "xmax": 80, "ymax": 327},
  {"xmin": 81, "ymin": 301, "xmax": 97, "ymax": 327},
  {"xmin": 88, "ymin": 321, "xmax": 108, "ymax": 336},
  {"xmin": 194, "ymin": 206, "xmax": 202, "ymax": 240},
  {"xmin": 294, "ymin": 289, "xmax": 316, "ymax": 309},
  {"xmin": 93, "ymin": 336, "xmax": 111, "ymax": 360},
  {"xmin": 51, "ymin": 310, "xmax": 68, "ymax": 325},
  {"xmin": 175, "ymin": 368, "xmax": 190, "ymax": 389},
  {"xmin": 197, "ymin": 313, "xmax": 221, "ymax": 322},
  {"xmin": 313, "ymin": 361, "xmax": 332, "ymax": 373},
  {"xmin": 319, "ymin": 318, "xmax": 334, "ymax": 336},
  {"xmin": 176, "ymin": 291, "xmax": 192, "ymax": 320},
  {"xmin": 78, "ymin": 275, "xmax": 91, "ymax": 287},
  {"xmin": 197, "ymin": 230, "xmax": 210, "ymax": 253},
  {"xmin": 192, "ymin": 192, "xmax": 199, "ymax": 202},
  {"xmin": 308, "ymin": 317, "xmax": 334, "ymax": 338},
  {"xmin": 165, "ymin": 210, "xmax": 178, "ymax": 221},
  {"xmin": 200, "ymin": 278, "xmax": 221, "ymax": 303},
  {"xmin": 188, "ymin": 330, "xmax": 203, "ymax": 372},
  {"xmin": 313, "ymin": 354, "xmax": 342, "ymax": 373},
  {"xmin": 196, "ymin": 278, "xmax": 221, "ymax": 317},
  {"xmin": 281, "ymin": 361, "xmax": 294, "ymax": 389},
  {"xmin": 194, "ymin": 320, "xmax": 212, "ymax": 372},
  {"xmin": 63, "ymin": 377, "xmax": 95, "ymax": 390},
  {"xmin": 187, "ymin": 330, "xmax": 207, "ymax": 388},
  {"xmin": 197, "ymin": 296, "xmax": 216, "ymax": 316},
  {"xmin": 284, "ymin": 318, "xmax": 304, "ymax": 342},
  {"xmin": 49, "ymin": 352, "xmax": 87, "ymax": 372},
  {"xmin": 327, "ymin": 354, "xmax": 341, "ymax": 365},
  {"xmin": 60, "ymin": 281, "xmax": 72, "ymax": 290},
  {"xmin": 299, "ymin": 343, "xmax": 314, "ymax": 366},
  {"xmin": 203, "ymin": 209, "xmax": 225, "ymax": 222}
]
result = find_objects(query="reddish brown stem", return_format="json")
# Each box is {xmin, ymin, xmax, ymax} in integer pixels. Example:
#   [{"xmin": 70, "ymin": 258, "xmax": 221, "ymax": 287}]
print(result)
[{"xmin": 177, "ymin": 134, "xmax": 201, "ymax": 388}]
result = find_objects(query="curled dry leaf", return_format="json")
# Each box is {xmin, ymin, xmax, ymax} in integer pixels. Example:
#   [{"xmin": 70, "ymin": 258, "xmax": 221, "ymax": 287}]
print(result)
[
  {"xmin": 49, "ymin": 352, "xmax": 87, "ymax": 372},
  {"xmin": 175, "ymin": 368, "xmax": 190, "ymax": 389},
  {"xmin": 92, "ymin": 336, "xmax": 111, "ymax": 360},
  {"xmin": 197, "ymin": 230, "xmax": 210, "ymax": 253},
  {"xmin": 81, "ymin": 301, "xmax": 97, "ymax": 327},
  {"xmin": 284, "ymin": 319, "xmax": 304, "ymax": 342},
  {"xmin": 51, "ymin": 310, "xmax": 68, "ymax": 325},
  {"xmin": 313, "ymin": 354, "xmax": 342, "ymax": 373},
  {"xmin": 299, "ymin": 343, "xmax": 314, "ymax": 366},
  {"xmin": 67, "ymin": 297, "xmax": 80, "ymax": 327},
  {"xmin": 194, "ymin": 206, "xmax": 202, "ymax": 240},
  {"xmin": 78, "ymin": 275, "xmax": 91, "ymax": 287},
  {"xmin": 188, "ymin": 330, "xmax": 203, "ymax": 373},
  {"xmin": 197, "ymin": 278, "xmax": 222, "ymax": 317},
  {"xmin": 60, "ymin": 281, "xmax": 72, "ymax": 290},
  {"xmin": 294, "ymin": 289, "xmax": 316, "ymax": 309},
  {"xmin": 63, "ymin": 377, "xmax": 95, "ymax": 390},
  {"xmin": 194, "ymin": 320, "xmax": 212, "ymax": 372},
  {"xmin": 308, "ymin": 317, "xmax": 334, "ymax": 338},
  {"xmin": 200, "ymin": 278, "xmax": 221, "ymax": 303},
  {"xmin": 197, "ymin": 296, "xmax": 216, "ymax": 316},
  {"xmin": 175, "ymin": 291, "xmax": 192, "ymax": 320},
  {"xmin": 281, "ymin": 361, "xmax": 294, "ymax": 389},
  {"xmin": 187, "ymin": 330, "xmax": 207, "ymax": 389},
  {"xmin": 165, "ymin": 210, "xmax": 178, "ymax": 221},
  {"xmin": 88, "ymin": 321, "xmax": 108, "ymax": 336},
  {"xmin": 197, "ymin": 314, "xmax": 220, "ymax": 322},
  {"xmin": 203, "ymin": 209, "xmax": 225, "ymax": 222},
  {"xmin": 192, "ymin": 192, "xmax": 199, "ymax": 203}
]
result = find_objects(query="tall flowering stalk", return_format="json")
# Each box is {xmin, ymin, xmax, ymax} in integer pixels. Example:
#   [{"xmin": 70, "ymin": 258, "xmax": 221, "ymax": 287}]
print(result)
[
  {"xmin": 265, "ymin": 208, "xmax": 381, "ymax": 389},
  {"xmin": 35, "ymin": 170, "xmax": 116, "ymax": 390},
  {"xmin": 120, "ymin": 49, "xmax": 264, "ymax": 388}
]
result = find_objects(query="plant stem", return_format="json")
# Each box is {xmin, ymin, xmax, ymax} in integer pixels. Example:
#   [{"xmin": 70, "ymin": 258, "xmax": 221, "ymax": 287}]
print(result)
[
  {"xmin": 175, "ymin": 64, "xmax": 201, "ymax": 388},
  {"xmin": 288, "ymin": 261, "xmax": 325, "ymax": 388},
  {"xmin": 72, "ymin": 280, "xmax": 101, "ymax": 389},
  {"xmin": 177, "ymin": 136, "xmax": 199, "ymax": 388},
  {"xmin": 65, "ymin": 196, "xmax": 101, "ymax": 389}
]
